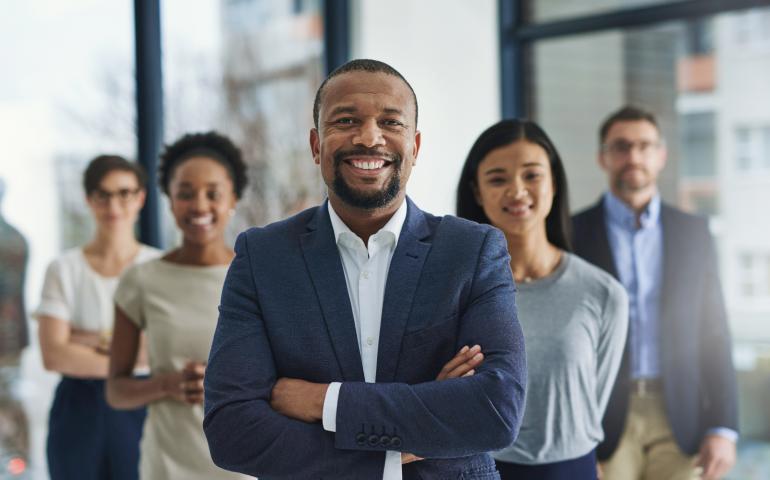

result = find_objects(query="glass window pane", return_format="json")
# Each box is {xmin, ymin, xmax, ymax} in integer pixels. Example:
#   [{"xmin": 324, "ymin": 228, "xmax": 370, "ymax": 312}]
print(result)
[
  {"xmin": 163, "ymin": 0, "xmax": 325, "ymax": 246},
  {"xmin": 525, "ymin": 0, "xmax": 679, "ymax": 24},
  {"xmin": 527, "ymin": 6, "xmax": 770, "ymax": 464},
  {"xmin": 1, "ymin": 3, "xmax": 134, "ymax": 478}
]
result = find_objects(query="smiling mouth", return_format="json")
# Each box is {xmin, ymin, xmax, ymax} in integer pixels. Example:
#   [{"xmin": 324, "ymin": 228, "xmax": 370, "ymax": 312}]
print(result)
[
  {"xmin": 345, "ymin": 158, "xmax": 392, "ymax": 171},
  {"xmin": 188, "ymin": 215, "xmax": 214, "ymax": 227},
  {"xmin": 503, "ymin": 205, "xmax": 531, "ymax": 216}
]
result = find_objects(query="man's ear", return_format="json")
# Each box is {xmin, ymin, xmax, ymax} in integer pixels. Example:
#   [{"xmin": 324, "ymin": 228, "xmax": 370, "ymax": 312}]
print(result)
[
  {"xmin": 411, "ymin": 130, "xmax": 421, "ymax": 165},
  {"xmin": 658, "ymin": 143, "xmax": 669, "ymax": 171},
  {"xmin": 310, "ymin": 128, "xmax": 321, "ymax": 165},
  {"xmin": 597, "ymin": 151, "xmax": 608, "ymax": 172}
]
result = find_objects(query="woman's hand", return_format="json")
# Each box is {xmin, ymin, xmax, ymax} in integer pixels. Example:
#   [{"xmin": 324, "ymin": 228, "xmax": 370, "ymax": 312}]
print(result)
[{"xmin": 160, "ymin": 361, "xmax": 206, "ymax": 405}]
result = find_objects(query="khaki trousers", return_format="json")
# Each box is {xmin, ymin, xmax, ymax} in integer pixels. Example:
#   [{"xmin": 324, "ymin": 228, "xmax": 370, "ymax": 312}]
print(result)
[{"xmin": 601, "ymin": 392, "xmax": 702, "ymax": 480}]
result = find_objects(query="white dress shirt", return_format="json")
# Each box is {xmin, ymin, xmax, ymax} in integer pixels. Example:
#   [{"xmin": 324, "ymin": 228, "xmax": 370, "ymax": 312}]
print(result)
[{"xmin": 322, "ymin": 200, "xmax": 408, "ymax": 480}]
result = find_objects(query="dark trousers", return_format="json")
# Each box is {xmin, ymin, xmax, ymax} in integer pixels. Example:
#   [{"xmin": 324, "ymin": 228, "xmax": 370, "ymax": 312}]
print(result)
[
  {"xmin": 47, "ymin": 377, "xmax": 145, "ymax": 480},
  {"xmin": 496, "ymin": 449, "xmax": 598, "ymax": 480}
]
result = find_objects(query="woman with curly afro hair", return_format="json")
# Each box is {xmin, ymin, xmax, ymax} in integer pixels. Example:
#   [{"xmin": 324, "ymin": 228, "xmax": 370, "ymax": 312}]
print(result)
[{"xmin": 107, "ymin": 132, "xmax": 252, "ymax": 479}]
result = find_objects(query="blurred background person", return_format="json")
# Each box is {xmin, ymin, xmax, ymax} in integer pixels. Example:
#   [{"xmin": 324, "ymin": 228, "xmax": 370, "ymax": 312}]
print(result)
[
  {"xmin": 0, "ymin": 177, "xmax": 31, "ymax": 467},
  {"xmin": 33, "ymin": 156, "xmax": 160, "ymax": 480},
  {"xmin": 573, "ymin": 106, "xmax": 739, "ymax": 480},
  {"xmin": 107, "ymin": 132, "xmax": 251, "ymax": 480},
  {"xmin": 457, "ymin": 119, "xmax": 628, "ymax": 480}
]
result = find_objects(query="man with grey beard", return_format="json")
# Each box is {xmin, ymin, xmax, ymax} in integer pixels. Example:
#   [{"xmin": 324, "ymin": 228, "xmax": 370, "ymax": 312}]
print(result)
[{"xmin": 573, "ymin": 106, "xmax": 739, "ymax": 480}]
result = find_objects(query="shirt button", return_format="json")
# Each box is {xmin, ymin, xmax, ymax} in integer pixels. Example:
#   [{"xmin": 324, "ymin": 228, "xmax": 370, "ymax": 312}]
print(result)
[
  {"xmin": 366, "ymin": 337, "xmax": 374, "ymax": 346},
  {"xmin": 362, "ymin": 271, "xmax": 370, "ymax": 279}
]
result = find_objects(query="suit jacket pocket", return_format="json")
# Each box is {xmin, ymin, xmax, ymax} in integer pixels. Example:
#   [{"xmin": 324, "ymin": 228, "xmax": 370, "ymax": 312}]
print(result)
[{"xmin": 400, "ymin": 312, "xmax": 458, "ymax": 352}]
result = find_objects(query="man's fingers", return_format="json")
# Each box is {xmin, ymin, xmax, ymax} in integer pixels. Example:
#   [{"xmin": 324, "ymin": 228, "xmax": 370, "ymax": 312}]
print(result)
[
  {"xmin": 444, "ymin": 353, "xmax": 484, "ymax": 379},
  {"xmin": 437, "ymin": 345, "xmax": 481, "ymax": 380},
  {"xmin": 439, "ymin": 345, "xmax": 473, "ymax": 373},
  {"xmin": 401, "ymin": 453, "xmax": 424, "ymax": 464}
]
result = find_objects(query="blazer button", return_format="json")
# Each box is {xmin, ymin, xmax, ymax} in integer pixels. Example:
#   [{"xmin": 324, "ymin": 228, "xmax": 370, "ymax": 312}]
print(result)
[
  {"xmin": 379, "ymin": 435, "xmax": 391, "ymax": 447},
  {"xmin": 356, "ymin": 433, "xmax": 367, "ymax": 446},
  {"xmin": 390, "ymin": 436, "xmax": 402, "ymax": 448},
  {"xmin": 368, "ymin": 434, "xmax": 380, "ymax": 446}
]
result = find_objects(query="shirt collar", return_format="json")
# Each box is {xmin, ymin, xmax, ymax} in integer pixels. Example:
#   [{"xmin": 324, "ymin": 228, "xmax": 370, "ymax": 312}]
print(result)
[
  {"xmin": 328, "ymin": 199, "xmax": 408, "ymax": 248},
  {"xmin": 603, "ymin": 190, "xmax": 661, "ymax": 230}
]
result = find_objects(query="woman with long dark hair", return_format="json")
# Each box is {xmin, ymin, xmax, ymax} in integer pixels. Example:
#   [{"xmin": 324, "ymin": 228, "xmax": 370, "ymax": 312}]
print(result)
[{"xmin": 456, "ymin": 119, "xmax": 628, "ymax": 479}]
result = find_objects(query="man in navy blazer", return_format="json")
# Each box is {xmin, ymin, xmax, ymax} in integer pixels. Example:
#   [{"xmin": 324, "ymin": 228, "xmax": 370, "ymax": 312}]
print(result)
[
  {"xmin": 203, "ymin": 59, "xmax": 526, "ymax": 479},
  {"xmin": 572, "ymin": 106, "xmax": 738, "ymax": 480}
]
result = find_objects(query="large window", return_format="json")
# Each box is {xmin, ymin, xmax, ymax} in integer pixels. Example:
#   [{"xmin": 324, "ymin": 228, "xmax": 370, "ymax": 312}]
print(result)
[
  {"xmin": 161, "ymin": 0, "xmax": 326, "ymax": 248},
  {"xmin": 1, "ymin": 3, "xmax": 135, "ymax": 478},
  {"xmin": 507, "ymin": 1, "xmax": 770, "ymax": 476}
]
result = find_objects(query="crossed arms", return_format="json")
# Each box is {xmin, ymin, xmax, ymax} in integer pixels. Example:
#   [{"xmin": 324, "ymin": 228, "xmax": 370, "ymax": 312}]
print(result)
[{"xmin": 203, "ymin": 228, "xmax": 526, "ymax": 478}]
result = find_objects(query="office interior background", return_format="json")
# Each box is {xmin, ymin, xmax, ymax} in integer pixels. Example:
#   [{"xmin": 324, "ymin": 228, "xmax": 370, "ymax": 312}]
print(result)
[{"xmin": 1, "ymin": 0, "xmax": 770, "ymax": 478}]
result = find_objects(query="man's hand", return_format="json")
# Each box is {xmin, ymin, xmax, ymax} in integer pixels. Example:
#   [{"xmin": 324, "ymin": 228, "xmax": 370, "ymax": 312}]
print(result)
[
  {"xmin": 695, "ymin": 434, "xmax": 736, "ymax": 480},
  {"xmin": 270, "ymin": 378, "xmax": 329, "ymax": 423},
  {"xmin": 401, "ymin": 453, "xmax": 423, "ymax": 464},
  {"xmin": 436, "ymin": 345, "xmax": 484, "ymax": 380},
  {"xmin": 401, "ymin": 346, "xmax": 485, "ymax": 465}
]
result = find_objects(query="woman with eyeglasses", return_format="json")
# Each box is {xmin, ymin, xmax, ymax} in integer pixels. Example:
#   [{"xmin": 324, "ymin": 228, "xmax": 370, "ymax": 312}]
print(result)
[
  {"xmin": 106, "ymin": 132, "xmax": 251, "ymax": 480},
  {"xmin": 456, "ymin": 119, "xmax": 628, "ymax": 480},
  {"xmin": 34, "ymin": 155, "xmax": 161, "ymax": 480}
]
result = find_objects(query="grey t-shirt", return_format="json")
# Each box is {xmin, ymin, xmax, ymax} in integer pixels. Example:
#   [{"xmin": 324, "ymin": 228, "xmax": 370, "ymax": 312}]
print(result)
[{"xmin": 493, "ymin": 252, "xmax": 628, "ymax": 464}]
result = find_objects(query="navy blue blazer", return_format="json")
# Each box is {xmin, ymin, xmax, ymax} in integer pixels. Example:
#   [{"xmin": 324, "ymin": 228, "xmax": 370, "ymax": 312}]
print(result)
[
  {"xmin": 572, "ymin": 199, "xmax": 738, "ymax": 459},
  {"xmin": 204, "ymin": 198, "xmax": 527, "ymax": 479}
]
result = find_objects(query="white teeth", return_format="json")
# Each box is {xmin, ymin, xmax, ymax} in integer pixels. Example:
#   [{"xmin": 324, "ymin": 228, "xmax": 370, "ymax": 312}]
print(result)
[
  {"xmin": 351, "ymin": 160, "xmax": 385, "ymax": 170},
  {"xmin": 190, "ymin": 215, "xmax": 213, "ymax": 226}
]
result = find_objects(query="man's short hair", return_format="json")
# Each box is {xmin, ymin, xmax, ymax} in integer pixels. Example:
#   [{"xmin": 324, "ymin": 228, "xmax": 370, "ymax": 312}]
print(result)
[
  {"xmin": 599, "ymin": 105, "xmax": 660, "ymax": 144},
  {"xmin": 312, "ymin": 59, "xmax": 418, "ymax": 129}
]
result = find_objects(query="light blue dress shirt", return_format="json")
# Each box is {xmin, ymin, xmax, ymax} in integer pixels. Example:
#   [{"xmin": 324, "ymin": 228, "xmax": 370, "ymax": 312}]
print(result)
[
  {"xmin": 603, "ymin": 191, "xmax": 663, "ymax": 380},
  {"xmin": 602, "ymin": 191, "xmax": 738, "ymax": 442}
]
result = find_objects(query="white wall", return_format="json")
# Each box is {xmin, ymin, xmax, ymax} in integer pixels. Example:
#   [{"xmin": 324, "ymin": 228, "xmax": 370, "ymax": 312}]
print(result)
[{"xmin": 351, "ymin": 0, "xmax": 500, "ymax": 216}]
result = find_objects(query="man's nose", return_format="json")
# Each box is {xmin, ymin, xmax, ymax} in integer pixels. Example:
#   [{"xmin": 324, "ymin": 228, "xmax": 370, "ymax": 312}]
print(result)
[{"xmin": 353, "ymin": 119, "xmax": 385, "ymax": 148}]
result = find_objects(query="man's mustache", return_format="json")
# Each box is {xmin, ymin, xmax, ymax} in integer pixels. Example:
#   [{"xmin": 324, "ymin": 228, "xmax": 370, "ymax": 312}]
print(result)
[{"xmin": 333, "ymin": 147, "xmax": 401, "ymax": 167}]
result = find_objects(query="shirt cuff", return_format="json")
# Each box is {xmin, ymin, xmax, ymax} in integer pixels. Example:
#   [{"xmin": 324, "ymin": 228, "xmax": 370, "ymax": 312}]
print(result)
[
  {"xmin": 383, "ymin": 450, "xmax": 403, "ymax": 479},
  {"xmin": 322, "ymin": 382, "xmax": 342, "ymax": 432},
  {"xmin": 706, "ymin": 427, "xmax": 739, "ymax": 443}
]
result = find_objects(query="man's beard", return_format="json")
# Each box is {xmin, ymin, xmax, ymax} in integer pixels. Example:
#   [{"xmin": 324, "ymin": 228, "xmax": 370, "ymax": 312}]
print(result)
[
  {"xmin": 615, "ymin": 166, "xmax": 651, "ymax": 193},
  {"xmin": 331, "ymin": 148, "xmax": 402, "ymax": 210}
]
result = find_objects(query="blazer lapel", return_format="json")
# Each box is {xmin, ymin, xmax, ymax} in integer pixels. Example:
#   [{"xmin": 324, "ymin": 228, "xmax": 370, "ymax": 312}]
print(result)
[
  {"xmin": 376, "ymin": 198, "xmax": 431, "ymax": 382},
  {"xmin": 585, "ymin": 199, "xmax": 620, "ymax": 280},
  {"xmin": 300, "ymin": 203, "xmax": 365, "ymax": 382}
]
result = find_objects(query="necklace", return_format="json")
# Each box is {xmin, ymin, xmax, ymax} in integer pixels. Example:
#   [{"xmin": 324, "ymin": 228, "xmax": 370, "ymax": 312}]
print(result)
[{"xmin": 513, "ymin": 250, "xmax": 563, "ymax": 284}]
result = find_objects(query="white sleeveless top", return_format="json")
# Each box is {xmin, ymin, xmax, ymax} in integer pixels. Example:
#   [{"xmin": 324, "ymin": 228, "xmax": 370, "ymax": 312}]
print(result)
[{"xmin": 34, "ymin": 246, "xmax": 161, "ymax": 332}]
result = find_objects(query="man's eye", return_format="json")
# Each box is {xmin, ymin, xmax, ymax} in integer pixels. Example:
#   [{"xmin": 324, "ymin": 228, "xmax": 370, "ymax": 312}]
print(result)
[
  {"xmin": 382, "ymin": 119, "xmax": 404, "ymax": 127},
  {"xmin": 335, "ymin": 117, "xmax": 355, "ymax": 125},
  {"xmin": 207, "ymin": 190, "xmax": 221, "ymax": 201}
]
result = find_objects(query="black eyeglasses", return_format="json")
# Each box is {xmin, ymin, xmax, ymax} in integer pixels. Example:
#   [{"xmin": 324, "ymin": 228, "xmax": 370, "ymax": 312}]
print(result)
[
  {"xmin": 601, "ymin": 140, "xmax": 662, "ymax": 157},
  {"xmin": 91, "ymin": 188, "xmax": 141, "ymax": 205}
]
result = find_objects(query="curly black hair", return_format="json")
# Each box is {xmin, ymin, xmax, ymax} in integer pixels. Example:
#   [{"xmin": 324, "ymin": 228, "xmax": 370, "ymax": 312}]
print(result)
[{"xmin": 158, "ymin": 131, "xmax": 248, "ymax": 199}]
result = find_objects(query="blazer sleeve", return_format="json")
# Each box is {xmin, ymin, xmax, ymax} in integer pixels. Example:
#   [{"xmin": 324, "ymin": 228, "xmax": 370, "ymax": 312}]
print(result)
[
  {"xmin": 333, "ymin": 227, "xmax": 527, "ymax": 458},
  {"xmin": 203, "ymin": 233, "xmax": 384, "ymax": 478},
  {"xmin": 698, "ymin": 228, "xmax": 739, "ymax": 432}
]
